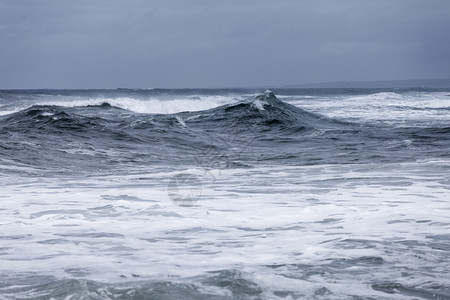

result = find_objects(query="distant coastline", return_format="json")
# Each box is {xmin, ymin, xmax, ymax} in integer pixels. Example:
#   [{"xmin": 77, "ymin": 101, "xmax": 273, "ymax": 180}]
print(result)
[{"xmin": 285, "ymin": 78, "xmax": 450, "ymax": 89}]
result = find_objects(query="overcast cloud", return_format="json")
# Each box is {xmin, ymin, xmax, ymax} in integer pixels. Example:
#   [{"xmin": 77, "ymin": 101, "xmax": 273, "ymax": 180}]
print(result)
[{"xmin": 1, "ymin": 0, "xmax": 450, "ymax": 88}]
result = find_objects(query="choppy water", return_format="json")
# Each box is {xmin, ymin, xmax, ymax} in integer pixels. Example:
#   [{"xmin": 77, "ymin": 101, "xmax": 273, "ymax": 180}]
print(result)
[{"xmin": 0, "ymin": 88, "xmax": 449, "ymax": 299}]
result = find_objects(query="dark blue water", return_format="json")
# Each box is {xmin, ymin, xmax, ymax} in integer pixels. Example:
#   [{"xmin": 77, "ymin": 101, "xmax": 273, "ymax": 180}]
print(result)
[{"xmin": 1, "ymin": 89, "xmax": 448, "ymax": 176}]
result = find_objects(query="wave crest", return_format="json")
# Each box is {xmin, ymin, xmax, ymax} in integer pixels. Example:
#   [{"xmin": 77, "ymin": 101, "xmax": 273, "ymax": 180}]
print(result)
[{"xmin": 184, "ymin": 90, "xmax": 341, "ymax": 131}]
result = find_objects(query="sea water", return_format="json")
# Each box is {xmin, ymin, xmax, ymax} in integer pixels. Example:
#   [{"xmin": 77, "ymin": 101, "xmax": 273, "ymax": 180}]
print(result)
[{"xmin": 0, "ymin": 88, "xmax": 449, "ymax": 299}]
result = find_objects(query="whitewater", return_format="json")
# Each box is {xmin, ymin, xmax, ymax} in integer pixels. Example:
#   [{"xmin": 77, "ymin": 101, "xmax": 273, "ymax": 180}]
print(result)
[{"xmin": 0, "ymin": 88, "xmax": 449, "ymax": 299}]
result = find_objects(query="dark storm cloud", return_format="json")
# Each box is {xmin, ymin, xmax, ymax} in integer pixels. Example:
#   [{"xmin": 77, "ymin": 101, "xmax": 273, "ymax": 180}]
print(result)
[{"xmin": 1, "ymin": 0, "xmax": 450, "ymax": 88}]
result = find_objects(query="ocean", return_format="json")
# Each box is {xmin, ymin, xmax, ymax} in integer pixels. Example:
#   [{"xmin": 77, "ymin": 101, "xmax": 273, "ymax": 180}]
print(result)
[{"xmin": 0, "ymin": 88, "xmax": 449, "ymax": 299}]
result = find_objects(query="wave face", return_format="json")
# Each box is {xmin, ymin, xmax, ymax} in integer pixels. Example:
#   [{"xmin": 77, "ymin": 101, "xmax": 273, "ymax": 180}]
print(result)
[
  {"xmin": 0, "ymin": 90, "xmax": 345, "ymax": 175},
  {"xmin": 1, "ymin": 88, "xmax": 450, "ymax": 299},
  {"xmin": 1, "ymin": 89, "xmax": 448, "ymax": 175}
]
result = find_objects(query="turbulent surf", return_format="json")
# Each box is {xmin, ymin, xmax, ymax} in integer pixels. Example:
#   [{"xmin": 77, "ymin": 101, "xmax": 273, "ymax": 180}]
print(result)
[{"xmin": 1, "ymin": 88, "xmax": 449, "ymax": 299}]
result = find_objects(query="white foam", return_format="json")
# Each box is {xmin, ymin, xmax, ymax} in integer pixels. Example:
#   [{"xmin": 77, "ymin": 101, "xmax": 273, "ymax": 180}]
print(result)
[
  {"xmin": 0, "ymin": 95, "xmax": 241, "ymax": 116},
  {"xmin": 94, "ymin": 96, "xmax": 236, "ymax": 114},
  {"xmin": 0, "ymin": 104, "xmax": 30, "ymax": 116},
  {"xmin": 252, "ymin": 99, "xmax": 266, "ymax": 110},
  {"xmin": 1, "ymin": 161, "xmax": 449, "ymax": 292},
  {"xmin": 286, "ymin": 91, "xmax": 450, "ymax": 126}
]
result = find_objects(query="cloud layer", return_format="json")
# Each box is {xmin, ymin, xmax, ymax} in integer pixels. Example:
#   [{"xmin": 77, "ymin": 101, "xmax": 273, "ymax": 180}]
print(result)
[{"xmin": 1, "ymin": 0, "xmax": 450, "ymax": 88}]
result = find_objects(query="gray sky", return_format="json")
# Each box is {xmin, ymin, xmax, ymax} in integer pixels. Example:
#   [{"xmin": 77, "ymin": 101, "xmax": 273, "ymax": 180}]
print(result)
[{"xmin": 1, "ymin": 0, "xmax": 450, "ymax": 88}]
